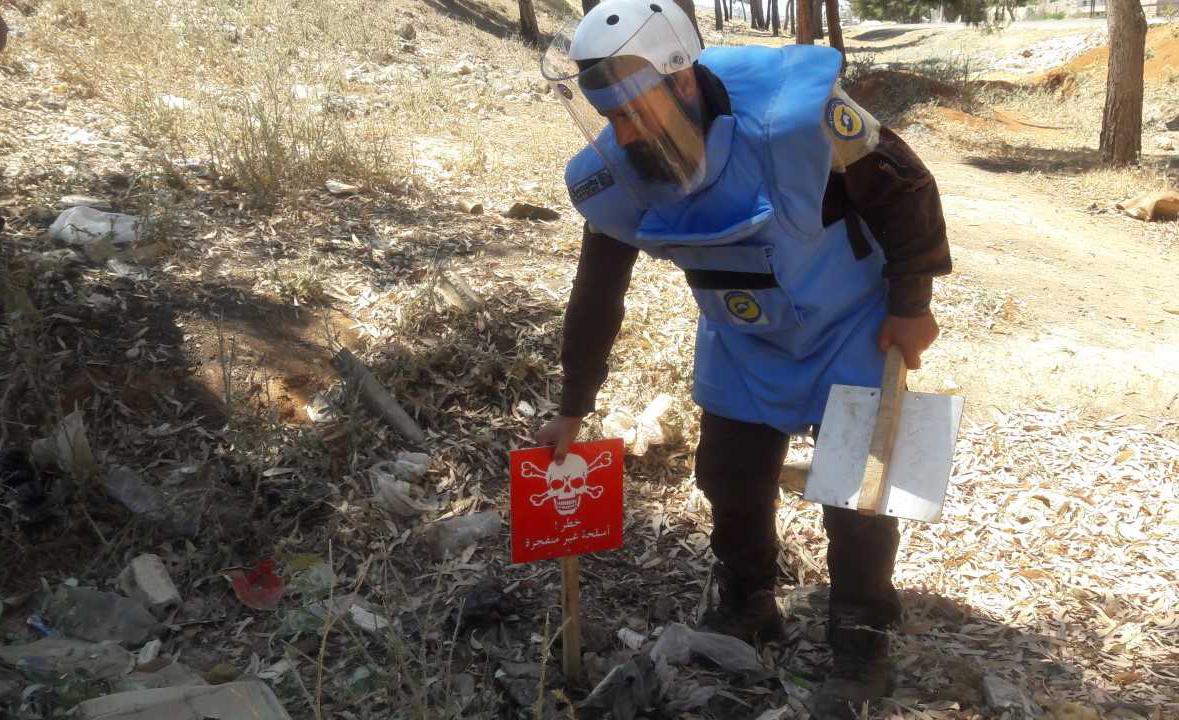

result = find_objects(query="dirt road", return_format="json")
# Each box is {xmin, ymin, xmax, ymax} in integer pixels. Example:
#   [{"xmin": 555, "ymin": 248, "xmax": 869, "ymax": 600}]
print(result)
[{"xmin": 918, "ymin": 148, "xmax": 1178, "ymax": 421}]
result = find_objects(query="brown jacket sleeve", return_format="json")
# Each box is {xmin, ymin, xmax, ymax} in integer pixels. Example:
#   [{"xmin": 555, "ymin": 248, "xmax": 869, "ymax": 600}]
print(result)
[
  {"xmin": 841, "ymin": 128, "xmax": 952, "ymax": 317},
  {"xmin": 559, "ymin": 223, "xmax": 639, "ymax": 417}
]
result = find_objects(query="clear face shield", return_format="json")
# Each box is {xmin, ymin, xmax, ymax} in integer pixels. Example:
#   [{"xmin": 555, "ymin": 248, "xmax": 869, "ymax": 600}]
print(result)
[{"xmin": 542, "ymin": 16, "xmax": 706, "ymax": 200}]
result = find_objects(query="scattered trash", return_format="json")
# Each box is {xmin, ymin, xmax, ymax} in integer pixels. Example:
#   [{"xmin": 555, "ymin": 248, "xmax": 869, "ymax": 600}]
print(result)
[
  {"xmin": 505, "ymin": 202, "xmax": 559, "ymax": 222},
  {"xmin": 1116, "ymin": 190, "xmax": 1179, "ymax": 222},
  {"xmin": 49, "ymin": 206, "xmax": 139, "ymax": 247},
  {"xmin": 457, "ymin": 199, "xmax": 483, "ymax": 215},
  {"xmin": 649, "ymin": 622, "xmax": 769, "ymax": 680},
  {"xmin": 225, "ymin": 560, "xmax": 285, "ymax": 611},
  {"xmin": 601, "ymin": 394, "xmax": 674, "ymax": 456},
  {"xmin": 289, "ymin": 554, "xmax": 336, "ymax": 598},
  {"xmin": 115, "ymin": 660, "xmax": 207, "ymax": 692},
  {"xmin": 451, "ymin": 59, "xmax": 476, "ymax": 76},
  {"xmin": 581, "ymin": 653, "xmax": 659, "ymax": 720},
  {"xmin": 118, "ymin": 554, "xmax": 181, "ymax": 618},
  {"xmin": 617, "ymin": 627, "xmax": 646, "ymax": 651},
  {"xmin": 31, "ymin": 410, "xmax": 98, "ymax": 481},
  {"xmin": 103, "ymin": 465, "xmax": 165, "ymax": 515},
  {"xmin": 43, "ymin": 586, "xmax": 160, "ymax": 646},
  {"xmin": 332, "ymin": 348, "xmax": 426, "ymax": 444},
  {"xmin": 0, "ymin": 637, "xmax": 135, "ymax": 680},
  {"xmin": 72, "ymin": 681, "xmax": 293, "ymax": 720},
  {"xmin": 369, "ymin": 461, "xmax": 437, "ymax": 518},
  {"xmin": 982, "ymin": 673, "xmax": 1044, "ymax": 719},
  {"xmin": 26, "ymin": 613, "xmax": 58, "ymax": 637},
  {"xmin": 348, "ymin": 604, "xmax": 390, "ymax": 634},
  {"xmin": 325, "ymin": 179, "xmax": 360, "ymax": 196},
  {"xmin": 421, "ymin": 511, "xmax": 502, "ymax": 560}
]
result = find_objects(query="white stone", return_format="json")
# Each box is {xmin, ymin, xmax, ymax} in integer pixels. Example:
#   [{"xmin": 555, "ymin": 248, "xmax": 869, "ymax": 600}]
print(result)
[{"xmin": 119, "ymin": 554, "xmax": 181, "ymax": 617}]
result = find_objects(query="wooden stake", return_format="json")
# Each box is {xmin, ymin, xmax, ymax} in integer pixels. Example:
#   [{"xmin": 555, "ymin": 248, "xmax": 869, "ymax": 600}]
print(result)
[
  {"xmin": 560, "ymin": 555, "xmax": 582, "ymax": 682},
  {"xmin": 857, "ymin": 347, "xmax": 907, "ymax": 515}
]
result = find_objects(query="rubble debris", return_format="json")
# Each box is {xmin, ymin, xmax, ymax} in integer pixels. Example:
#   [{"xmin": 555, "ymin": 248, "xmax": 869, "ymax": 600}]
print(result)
[
  {"xmin": 982, "ymin": 674, "xmax": 1044, "ymax": 719},
  {"xmin": 325, "ymin": 179, "xmax": 360, "ymax": 195},
  {"xmin": 332, "ymin": 348, "xmax": 426, "ymax": 444},
  {"xmin": 72, "ymin": 681, "xmax": 293, "ymax": 719},
  {"xmin": 505, "ymin": 202, "xmax": 560, "ymax": 222},
  {"xmin": 31, "ymin": 410, "xmax": 98, "ymax": 482},
  {"xmin": 369, "ymin": 460, "xmax": 437, "ymax": 518},
  {"xmin": 114, "ymin": 660, "xmax": 208, "ymax": 692},
  {"xmin": 0, "ymin": 637, "xmax": 135, "ymax": 680},
  {"xmin": 43, "ymin": 586, "xmax": 160, "ymax": 646},
  {"xmin": 580, "ymin": 653, "xmax": 659, "ymax": 720},
  {"xmin": 601, "ymin": 394, "xmax": 674, "ymax": 456},
  {"xmin": 49, "ymin": 206, "xmax": 139, "ymax": 247},
  {"xmin": 118, "ymin": 554, "xmax": 181, "ymax": 618},
  {"xmin": 649, "ymin": 622, "xmax": 769, "ymax": 680},
  {"xmin": 433, "ymin": 271, "xmax": 482, "ymax": 312},
  {"xmin": 1116, "ymin": 190, "xmax": 1179, "ymax": 222},
  {"xmin": 421, "ymin": 511, "xmax": 502, "ymax": 560},
  {"xmin": 225, "ymin": 559, "xmax": 285, "ymax": 611}
]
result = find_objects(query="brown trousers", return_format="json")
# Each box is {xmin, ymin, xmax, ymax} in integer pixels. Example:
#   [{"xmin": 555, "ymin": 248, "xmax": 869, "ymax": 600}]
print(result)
[{"xmin": 695, "ymin": 411, "xmax": 902, "ymax": 629}]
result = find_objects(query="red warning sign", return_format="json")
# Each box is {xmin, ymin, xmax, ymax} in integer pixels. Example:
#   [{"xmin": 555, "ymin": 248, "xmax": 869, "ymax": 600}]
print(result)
[{"xmin": 510, "ymin": 439, "xmax": 625, "ymax": 564}]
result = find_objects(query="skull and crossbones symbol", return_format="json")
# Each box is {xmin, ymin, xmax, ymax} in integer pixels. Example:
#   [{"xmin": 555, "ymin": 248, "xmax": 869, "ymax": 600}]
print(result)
[{"xmin": 522, "ymin": 451, "xmax": 612, "ymax": 516}]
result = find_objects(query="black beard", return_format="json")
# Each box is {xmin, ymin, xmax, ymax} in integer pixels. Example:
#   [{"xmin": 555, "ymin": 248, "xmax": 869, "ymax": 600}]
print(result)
[{"xmin": 623, "ymin": 140, "xmax": 682, "ymax": 183}]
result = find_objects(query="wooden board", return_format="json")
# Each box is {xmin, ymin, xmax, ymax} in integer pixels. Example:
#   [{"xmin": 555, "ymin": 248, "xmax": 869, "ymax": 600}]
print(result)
[{"xmin": 804, "ymin": 385, "xmax": 965, "ymax": 522}]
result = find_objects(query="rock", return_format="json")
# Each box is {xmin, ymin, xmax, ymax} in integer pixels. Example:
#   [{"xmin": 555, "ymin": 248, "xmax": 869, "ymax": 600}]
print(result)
[
  {"xmin": 617, "ymin": 627, "xmax": 646, "ymax": 650},
  {"xmin": 452, "ymin": 59, "xmax": 476, "ymax": 76},
  {"xmin": 43, "ymin": 586, "xmax": 160, "ymax": 646},
  {"xmin": 49, "ymin": 206, "xmax": 139, "ymax": 247},
  {"xmin": 118, "ymin": 554, "xmax": 181, "ymax": 618},
  {"xmin": 114, "ymin": 661, "xmax": 208, "ymax": 692},
  {"xmin": 73, "ymin": 681, "xmax": 293, "ymax": 719},
  {"xmin": 505, "ymin": 202, "xmax": 559, "ymax": 222},
  {"xmin": 0, "ymin": 638, "xmax": 135, "ymax": 680},
  {"xmin": 325, "ymin": 179, "xmax": 360, "ymax": 195},
  {"xmin": 158, "ymin": 94, "xmax": 193, "ymax": 111},
  {"xmin": 397, "ymin": 22, "xmax": 416, "ymax": 40},
  {"xmin": 26, "ymin": 205, "xmax": 58, "ymax": 227},
  {"xmin": 581, "ymin": 653, "xmax": 659, "ymax": 720},
  {"xmin": 454, "ymin": 577, "xmax": 511, "ymax": 629},
  {"xmin": 602, "ymin": 394, "xmax": 673, "ymax": 456},
  {"xmin": 982, "ymin": 674, "xmax": 1043, "ymax": 719},
  {"xmin": 59, "ymin": 195, "xmax": 113, "ymax": 210},
  {"xmin": 421, "ymin": 511, "xmax": 502, "ymax": 559},
  {"xmin": 104, "ymin": 465, "xmax": 165, "ymax": 515},
  {"xmin": 1167, "ymin": 115, "xmax": 1179, "ymax": 132},
  {"xmin": 1154, "ymin": 135, "xmax": 1175, "ymax": 151},
  {"xmin": 348, "ymin": 603, "xmax": 390, "ymax": 634},
  {"xmin": 136, "ymin": 640, "xmax": 162, "ymax": 667}
]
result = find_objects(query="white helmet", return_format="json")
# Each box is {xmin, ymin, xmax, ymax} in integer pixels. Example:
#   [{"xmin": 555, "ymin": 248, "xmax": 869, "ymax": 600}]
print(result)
[{"xmin": 567, "ymin": 0, "xmax": 702, "ymax": 76}]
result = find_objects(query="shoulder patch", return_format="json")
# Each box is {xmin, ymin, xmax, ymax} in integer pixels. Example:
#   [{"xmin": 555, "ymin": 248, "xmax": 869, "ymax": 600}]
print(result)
[
  {"xmin": 826, "ymin": 98, "xmax": 865, "ymax": 140},
  {"xmin": 569, "ymin": 169, "xmax": 615, "ymax": 205}
]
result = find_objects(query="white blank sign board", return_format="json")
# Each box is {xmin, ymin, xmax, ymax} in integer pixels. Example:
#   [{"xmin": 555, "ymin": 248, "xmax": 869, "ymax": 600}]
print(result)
[{"xmin": 804, "ymin": 385, "xmax": 965, "ymax": 522}]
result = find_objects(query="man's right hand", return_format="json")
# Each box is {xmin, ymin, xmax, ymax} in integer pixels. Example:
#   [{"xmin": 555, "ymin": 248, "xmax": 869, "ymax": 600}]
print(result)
[{"xmin": 535, "ymin": 415, "xmax": 583, "ymax": 464}]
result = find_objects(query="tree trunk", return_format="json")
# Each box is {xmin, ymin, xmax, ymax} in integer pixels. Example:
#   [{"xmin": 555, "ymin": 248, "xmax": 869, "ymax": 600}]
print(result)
[
  {"xmin": 786, "ymin": 0, "xmax": 795, "ymax": 36},
  {"xmin": 797, "ymin": 0, "xmax": 813, "ymax": 43},
  {"xmin": 715, "ymin": 0, "xmax": 724, "ymax": 29},
  {"xmin": 771, "ymin": 0, "xmax": 780, "ymax": 35},
  {"xmin": 824, "ymin": 0, "xmax": 844, "ymax": 58},
  {"xmin": 750, "ymin": 0, "xmax": 765, "ymax": 29},
  {"xmin": 724, "ymin": 0, "xmax": 732, "ymax": 21},
  {"xmin": 519, "ymin": 0, "xmax": 540, "ymax": 44},
  {"xmin": 1100, "ymin": 0, "xmax": 1147, "ymax": 166},
  {"xmin": 811, "ymin": 0, "xmax": 824, "ymax": 39}
]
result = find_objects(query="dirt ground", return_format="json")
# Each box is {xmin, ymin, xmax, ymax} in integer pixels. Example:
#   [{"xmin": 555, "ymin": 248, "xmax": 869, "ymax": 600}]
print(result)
[{"xmin": 1, "ymin": 2, "xmax": 1177, "ymax": 719}]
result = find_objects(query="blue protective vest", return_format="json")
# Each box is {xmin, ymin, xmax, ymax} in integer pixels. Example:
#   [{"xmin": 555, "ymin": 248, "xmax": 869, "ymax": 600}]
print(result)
[{"xmin": 565, "ymin": 44, "xmax": 887, "ymax": 434}]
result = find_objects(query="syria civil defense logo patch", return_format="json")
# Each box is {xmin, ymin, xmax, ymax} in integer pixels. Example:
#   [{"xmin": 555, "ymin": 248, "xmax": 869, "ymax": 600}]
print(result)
[
  {"xmin": 826, "ymin": 98, "xmax": 865, "ymax": 140},
  {"xmin": 722, "ymin": 290, "xmax": 767, "ymax": 324}
]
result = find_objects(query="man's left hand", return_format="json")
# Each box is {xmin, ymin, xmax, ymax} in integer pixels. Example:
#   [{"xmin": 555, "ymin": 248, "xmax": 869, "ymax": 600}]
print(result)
[{"xmin": 877, "ymin": 312, "xmax": 939, "ymax": 369}]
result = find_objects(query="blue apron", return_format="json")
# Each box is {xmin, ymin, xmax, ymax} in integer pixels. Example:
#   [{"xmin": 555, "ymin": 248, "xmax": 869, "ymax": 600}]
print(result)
[{"xmin": 565, "ymin": 44, "xmax": 887, "ymax": 435}]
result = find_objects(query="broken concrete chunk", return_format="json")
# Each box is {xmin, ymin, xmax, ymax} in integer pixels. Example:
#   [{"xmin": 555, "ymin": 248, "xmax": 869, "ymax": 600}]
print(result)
[
  {"xmin": 73, "ymin": 681, "xmax": 293, "ymax": 720},
  {"xmin": 421, "ymin": 511, "xmax": 502, "ymax": 559},
  {"xmin": 44, "ymin": 585, "xmax": 161, "ymax": 646},
  {"xmin": 0, "ymin": 637, "xmax": 135, "ymax": 680},
  {"xmin": 119, "ymin": 554, "xmax": 181, "ymax": 618},
  {"xmin": 50, "ymin": 206, "xmax": 139, "ymax": 247}
]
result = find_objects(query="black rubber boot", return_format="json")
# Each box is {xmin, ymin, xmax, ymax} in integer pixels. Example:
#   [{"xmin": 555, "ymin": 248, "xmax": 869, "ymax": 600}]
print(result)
[
  {"xmin": 696, "ymin": 564, "xmax": 787, "ymax": 645},
  {"xmin": 809, "ymin": 609, "xmax": 895, "ymax": 720}
]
